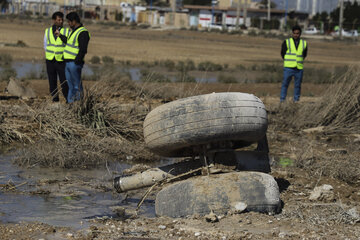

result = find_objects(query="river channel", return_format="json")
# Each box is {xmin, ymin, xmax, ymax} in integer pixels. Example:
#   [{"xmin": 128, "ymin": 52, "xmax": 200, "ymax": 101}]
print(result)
[{"xmin": 2, "ymin": 61, "xmax": 219, "ymax": 83}]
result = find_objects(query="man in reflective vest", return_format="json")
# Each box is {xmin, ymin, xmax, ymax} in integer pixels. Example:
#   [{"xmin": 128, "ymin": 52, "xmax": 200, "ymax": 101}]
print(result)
[
  {"xmin": 58, "ymin": 12, "xmax": 90, "ymax": 103},
  {"xmin": 280, "ymin": 25, "xmax": 308, "ymax": 102},
  {"xmin": 44, "ymin": 11, "xmax": 70, "ymax": 102}
]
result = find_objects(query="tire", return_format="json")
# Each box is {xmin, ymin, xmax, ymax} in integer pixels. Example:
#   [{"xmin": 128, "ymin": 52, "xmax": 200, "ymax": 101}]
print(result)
[
  {"xmin": 143, "ymin": 92, "xmax": 268, "ymax": 157},
  {"xmin": 155, "ymin": 172, "xmax": 281, "ymax": 218}
]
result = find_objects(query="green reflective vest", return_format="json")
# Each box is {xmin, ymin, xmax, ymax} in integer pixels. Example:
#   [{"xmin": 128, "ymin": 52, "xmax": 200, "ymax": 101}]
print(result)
[
  {"xmin": 63, "ymin": 27, "xmax": 90, "ymax": 60},
  {"xmin": 45, "ymin": 27, "xmax": 70, "ymax": 61},
  {"xmin": 284, "ymin": 38, "xmax": 307, "ymax": 70}
]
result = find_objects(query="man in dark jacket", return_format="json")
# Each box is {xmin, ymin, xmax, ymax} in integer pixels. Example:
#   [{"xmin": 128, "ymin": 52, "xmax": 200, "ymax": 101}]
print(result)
[
  {"xmin": 280, "ymin": 25, "xmax": 308, "ymax": 102},
  {"xmin": 56, "ymin": 12, "xmax": 90, "ymax": 103}
]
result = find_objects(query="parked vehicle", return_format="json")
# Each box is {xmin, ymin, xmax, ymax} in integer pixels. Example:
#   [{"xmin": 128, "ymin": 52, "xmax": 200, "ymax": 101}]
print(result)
[
  {"xmin": 304, "ymin": 27, "xmax": 318, "ymax": 35},
  {"xmin": 331, "ymin": 29, "xmax": 358, "ymax": 37},
  {"xmin": 349, "ymin": 30, "xmax": 359, "ymax": 37}
]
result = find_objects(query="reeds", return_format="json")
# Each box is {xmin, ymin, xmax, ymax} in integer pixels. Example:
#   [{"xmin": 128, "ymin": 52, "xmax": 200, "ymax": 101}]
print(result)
[
  {"xmin": 295, "ymin": 64, "xmax": 360, "ymax": 133},
  {"xmin": 3, "ymin": 68, "xmax": 203, "ymax": 168}
]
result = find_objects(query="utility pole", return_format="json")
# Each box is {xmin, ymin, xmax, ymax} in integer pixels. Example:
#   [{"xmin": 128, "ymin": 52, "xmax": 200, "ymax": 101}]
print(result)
[
  {"xmin": 312, "ymin": 0, "xmax": 317, "ymax": 16},
  {"xmin": 267, "ymin": 0, "xmax": 270, "ymax": 21},
  {"xmin": 171, "ymin": 0, "xmax": 175, "ymax": 25},
  {"xmin": 235, "ymin": 0, "xmax": 240, "ymax": 29},
  {"xmin": 82, "ymin": 0, "xmax": 85, "ymax": 20},
  {"xmin": 39, "ymin": 0, "xmax": 42, "ymax": 16},
  {"xmin": 339, "ymin": 0, "xmax": 344, "ymax": 39},
  {"xmin": 243, "ymin": 0, "xmax": 247, "ymax": 27},
  {"xmin": 284, "ymin": 0, "xmax": 288, "ymax": 32},
  {"xmin": 211, "ymin": 0, "xmax": 216, "ymax": 25}
]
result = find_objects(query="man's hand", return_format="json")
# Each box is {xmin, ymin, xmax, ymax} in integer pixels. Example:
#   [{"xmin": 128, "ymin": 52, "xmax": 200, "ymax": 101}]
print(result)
[{"xmin": 54, "ymin": 29, "xmax": 60, "ymax": 37}]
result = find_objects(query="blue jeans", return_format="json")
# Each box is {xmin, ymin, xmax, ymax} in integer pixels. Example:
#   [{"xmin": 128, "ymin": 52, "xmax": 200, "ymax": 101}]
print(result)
[
  {"xmin": 65, "ymin": 61, "xmax": 83, "ymax": 103},
  {"xmin": 280, "ymin": 67, "xmax": 303, "ymax": 102}
]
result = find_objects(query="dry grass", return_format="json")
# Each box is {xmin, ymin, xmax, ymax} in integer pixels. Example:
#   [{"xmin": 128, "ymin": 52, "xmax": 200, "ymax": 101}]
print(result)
[
  {"xmin": 268, "ymin": 65, "xmax": 360, "ymax": 184},
  {"xmin": 283, "ymin": 202, "xmax": 360, "ymax": 225},
  {"xmin": 2, "ymin": 69, "xmax": 202, "ymax": 168},
  {"xmin": 294, "ymin": 64, "xmax": 360, "ymax": 133},
  {"xmin": 270, "ymin": 64, "xmax": 360, "ymax": 134},
  {"xmin": 293, "ymin": 139, "xmax": 360, "ymax": 185}
]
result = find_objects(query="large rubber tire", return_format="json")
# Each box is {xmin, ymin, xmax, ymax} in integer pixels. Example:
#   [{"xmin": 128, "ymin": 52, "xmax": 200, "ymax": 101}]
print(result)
[
  {"xmin": 155, "ymin": 172, "xmax": 281, "ymax": 217},
  {"xmin": 143, "ymin": 92, "xmax": 268, "ymax": 157}
]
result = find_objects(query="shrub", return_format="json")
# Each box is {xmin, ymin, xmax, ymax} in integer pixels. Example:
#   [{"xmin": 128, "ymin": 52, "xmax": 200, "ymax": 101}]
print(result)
[
  {"xmin": 140, "ymin": 69, "xmax": 171, "ymax": 83},
  {"xmin": 255, "ymin": 72, "xmax": 282, "ymax": 83},
  {"xmin": 235, "ymin": 64, "xmax": 246, "ymax": 70},
  {"xmin": 228, "ymin": 29, "xmax": 243, "ymax": 35},
  {"xmin": 247, "ymin": 30, "xmax": 257, "ymax": 36},
  {"xmin": 102, "ymin": 56, "xmax": 114, "ymax": 64},
  {"xmin": 175, "ymin": 73, "xmax": 196, "ymax": 83},
  {"xmin": 0, "ymin": 67, "xmax": 17, "ymax": 81},
  {"xmin": 90, "ymin": 56, "xmax": 101, "ymax": 64},
  {"xmin": 0, "ymin": 53, "xmax": 13, "ymax": 66},
  {"xmin": 217, "ymin": 74, "xmax": 237, "ymax": 83},
  {"xmin": 176, "ymin": 59, "xmax": 196, "ymax": 72},
  {"xmin": 197, "ymin": 61, "xmax": 223, "ymax": 71},
  {"xmin": 261, "ymin": 63, "xmax": 280, "ymax": 73},
  {"xmin": 16, "ymin": 40, "xmax": 27, "ymax": 47},
  {"xmin": 160, "ymin": 59, "xmax": 176, "ymax": 71}
]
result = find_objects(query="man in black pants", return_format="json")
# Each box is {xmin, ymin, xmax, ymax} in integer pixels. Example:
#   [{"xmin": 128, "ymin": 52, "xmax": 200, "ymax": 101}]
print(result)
[{"xmin": 43, "ymin": 11, "xmax": 70, "ymax": 102}]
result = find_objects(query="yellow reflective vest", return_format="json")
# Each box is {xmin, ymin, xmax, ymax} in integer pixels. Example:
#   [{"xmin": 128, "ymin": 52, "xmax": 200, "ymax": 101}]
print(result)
[
  {"xmin": 45, "ymin": 27, "xmax": 70, "ymax": 61},
  {"xmin": 284, "ymin": 38, "xmax": 307, "ymax": 70},
  {"xmin": 63, "ymin": 26, "xmax": 90, "ymax": 60}
]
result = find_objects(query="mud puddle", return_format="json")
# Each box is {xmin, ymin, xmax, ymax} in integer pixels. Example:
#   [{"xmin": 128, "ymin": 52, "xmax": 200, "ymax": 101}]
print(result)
[{"xmin": 0, "ymin": 152, "xmax": 158, "ymax": 229}]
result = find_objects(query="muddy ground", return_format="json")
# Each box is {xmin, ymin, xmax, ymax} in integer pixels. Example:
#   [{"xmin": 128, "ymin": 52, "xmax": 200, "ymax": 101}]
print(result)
[
  {"xmin": 0, "ymin": 17, "xmax": 359, "ymax": 240},
  {"xmin": 0, "ymin": 78, "xmax": 359, "ymax": 240}
]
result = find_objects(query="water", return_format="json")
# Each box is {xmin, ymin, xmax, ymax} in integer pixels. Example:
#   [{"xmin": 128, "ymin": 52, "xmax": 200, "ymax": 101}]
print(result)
[
  {"xmin": 1, "ymin": 61, "xmax": 219, "ymax": 83},
  {"xmin": 0, "ymin": 152, "xmax": 156, "ymax": 229}
]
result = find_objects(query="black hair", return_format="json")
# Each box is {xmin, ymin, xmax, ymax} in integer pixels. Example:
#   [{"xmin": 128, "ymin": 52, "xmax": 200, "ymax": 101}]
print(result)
[
  {"xmin": 66, "ymin": 12, "xmax": 81, "ymax": 23},
  {"xmin": 52, "ymin": 11, "xmax": 64, "ymax": 20},
  {"xmin": 292, "ymin": 25, "xmax": 302, "ymax": 33}
]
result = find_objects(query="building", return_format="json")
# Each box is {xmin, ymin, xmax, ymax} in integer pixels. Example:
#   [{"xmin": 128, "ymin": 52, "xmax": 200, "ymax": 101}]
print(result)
[{"xmin": 184, "ymin": 4, "xmax": 285, "ymax": 28}]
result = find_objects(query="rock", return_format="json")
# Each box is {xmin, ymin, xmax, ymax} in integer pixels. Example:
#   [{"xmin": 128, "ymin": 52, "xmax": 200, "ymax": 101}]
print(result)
[
  {"xmin": 6, "ymin": 77, "xmax": 36, "ymax": 99},
  {"xmin": 204, "ymin": 211, "xmax": 219, "ymax": 223},
  {"xmin": 158, "ymin": 225, "xmax": 166, "ymax": 230},
  {"xmin": 309, "ymin": 184, "xmax": 334, "ymax": 202},
  {"xmin": 155, "ymin": 172, "xmax": 281, "ymax": 217},
  {"xmin": 232, "ymin": 202, "xmax": 247, "ymax": 213}
]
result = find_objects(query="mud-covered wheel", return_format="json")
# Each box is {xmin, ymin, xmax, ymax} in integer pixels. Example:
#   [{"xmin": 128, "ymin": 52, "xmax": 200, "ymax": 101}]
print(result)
[{"xmin": 143, "ymin": 92, "xmax": 268, "ymax": 157}]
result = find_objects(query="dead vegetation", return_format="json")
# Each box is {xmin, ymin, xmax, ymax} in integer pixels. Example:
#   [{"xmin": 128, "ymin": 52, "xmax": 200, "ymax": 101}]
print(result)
[
  {"xmin": 1, "ymin": 70, "xmax": 201, "ymax": 168},
  {"xmin": 267, "ymin": 65, "xmax": 360, "ymax": 185},
  {"xmin": 272, "ymin": 64, "xmax": 360, "ymax": 133}
]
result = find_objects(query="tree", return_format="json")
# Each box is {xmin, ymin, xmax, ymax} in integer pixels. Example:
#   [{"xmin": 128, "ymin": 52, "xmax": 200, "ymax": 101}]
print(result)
[
  {"xmin": 183, "ymin": 0, "xmax": 211, "ymax": 6},
  {"xmin": 330, "ymin": 1, "xmax": 360, "ymax": 30},
  {"xmin": 313, "ymin": 11, "xmax": 328, "ymax": 23},
  {"xmin": 0, "ymin": 0, "xmax": 9, "ymax": 10}
]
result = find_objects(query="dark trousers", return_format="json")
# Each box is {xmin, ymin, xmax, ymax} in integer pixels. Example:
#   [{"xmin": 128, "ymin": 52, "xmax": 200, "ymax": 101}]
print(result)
[{"xmin": 46, "ymin": 59, "xmax": 69, "ymax": 102}]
